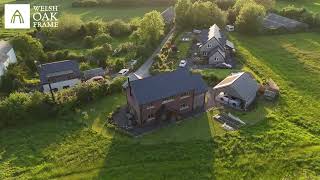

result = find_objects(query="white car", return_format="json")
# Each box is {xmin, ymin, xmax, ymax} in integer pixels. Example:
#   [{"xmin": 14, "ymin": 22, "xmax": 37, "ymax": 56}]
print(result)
[
  {"xmin": 179, "ymin": 60, "xmax": 187, "ymax": 67},
  {"xmin": 118, "ymin": 69, "xmax": 129, "ymax": 76}
]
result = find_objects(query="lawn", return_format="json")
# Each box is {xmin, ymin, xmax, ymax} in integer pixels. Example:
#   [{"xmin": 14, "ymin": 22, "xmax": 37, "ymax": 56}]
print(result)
[
  {"xmin": 2, "ymin": 32, "xmax": 320, "ymax": 179},
  {"xmin": 276, "ymin": 0, "xmax": 320, "ymax": 12}
]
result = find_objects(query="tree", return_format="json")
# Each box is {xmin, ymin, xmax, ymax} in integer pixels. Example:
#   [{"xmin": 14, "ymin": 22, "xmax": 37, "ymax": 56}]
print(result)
[
  {"xmin": 83, "ymin": 36, "xmax": 94, "ymax": 48},
  {"xmin": 0, "ymin": 64, "xmax": 26, "ymax": 93},
  {"xmin": 135, "ymin": 11, "xmax": 165, "ymax": 46},
  {"xmin": 94, "ymin": 33, "xmax": 112, "ymax": 46},
  {"xmin": 175, "ymin": 0, "xmax": 192, "ymax": 29},
  {"xmin": 235, "ymin": 2, "xmax": 266, "ymax": 34},
  {"xmin": 56, "ymin": 13, "xmax": 83, "ymax": 39},
  {"xmin": 254, "ymin": 0, "xmax": 275, "ymax": 10},
  {"xmin": 11, "ymin": 34, "xmax": 46, "ymax": 72},
  {"xmin": 90, "ymin": 43, "xmax": 113, "ymax": 61},
  {"xmin": 190, "ymin": 1, "xmax": 226, "ymax": 28},
  {"xmin": 107, "ymin": 19, "xmax": 131, "ymax": 37}
]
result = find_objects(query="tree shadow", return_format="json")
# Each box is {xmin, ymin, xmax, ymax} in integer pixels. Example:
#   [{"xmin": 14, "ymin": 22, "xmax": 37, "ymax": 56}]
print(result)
[{"xmin": 94, "ymin": 113, "xmax": 217, "ymax": 179}]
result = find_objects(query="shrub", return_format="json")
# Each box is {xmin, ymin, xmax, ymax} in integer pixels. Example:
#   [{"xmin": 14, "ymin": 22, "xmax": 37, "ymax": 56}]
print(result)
[
  {"xmin": 90, "ymin": 43, "xmax": 113, "ymax": 60},
  {"xmin": 44, "ymin": 39, "xmax": 63, "ymax": 51},
  {"xmin": 107, "ymin": 19, "xmax": 132, "ymax": 37},
  {"xmin": 83, "ymin": 36, "xmax": 94, "ymax": 48},
  {"xmin": 94, "ymin": 33, "xmax": 112, "ymax": 46}
]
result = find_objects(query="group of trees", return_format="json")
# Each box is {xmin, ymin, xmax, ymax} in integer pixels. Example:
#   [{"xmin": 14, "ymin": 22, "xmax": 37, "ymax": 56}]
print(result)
[
  {"xmin": 175, "ymin": 0, "xmax": 226, "ymax": 29},
  {"xmin": 278, "ymin": 6, "xmax": 320, "ymax": 28},
  {"xmin": 175, "ymin": 0, "xmax": 274, "ymax": 34}
]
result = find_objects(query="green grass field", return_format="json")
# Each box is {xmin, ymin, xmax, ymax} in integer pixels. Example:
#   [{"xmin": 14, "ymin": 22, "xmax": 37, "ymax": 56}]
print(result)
[
  {"xmin": 1, "ymin": 32, "xmax": 320, "ymax": 179},
  {"xmin": 2, "ymin": 0, "xmax": 167, "ymax": 21},
  {"xmin": 276, "ymin": 0, "xmax": 320, "ymax": 12}
]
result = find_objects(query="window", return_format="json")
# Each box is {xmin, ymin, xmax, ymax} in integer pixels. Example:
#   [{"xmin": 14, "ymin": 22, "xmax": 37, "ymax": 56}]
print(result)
[
  {"xmin": 203, "ymin": 52, "xmax": 207, "ymax": 56},
  {"xmin": 215, "ymin": 57, "xmax": 218, "ymax": 61},
  {"xmin": 162, "ymin": 96, "xmax": 175, "ymax": 104},
  {"xmin": 146, "ymin": 103, "xmax": 155, "ymax": 110},
  {"xmin": 180, "ymin": 104, "xmax": 189, "ymax": 111},
  {"xmin": 181, "ymin": 92, "xmax": 191, "ymax": 99},
  {"xmin": 63, "ymin": 85, "xmax": 70, "ymax": 89},
  {"xmin": 207, "ymin": 44, "xmax": 212, "ymax": 48},
  {"xmin": 147, "ymin": 113, "xmax": 155, "ymax": 121}
]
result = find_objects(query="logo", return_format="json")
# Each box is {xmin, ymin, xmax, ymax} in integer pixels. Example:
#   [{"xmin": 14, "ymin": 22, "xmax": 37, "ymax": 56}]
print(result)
[{"xmin": 5, "ymin": 4, "xmax": 30, "ymax": 29}]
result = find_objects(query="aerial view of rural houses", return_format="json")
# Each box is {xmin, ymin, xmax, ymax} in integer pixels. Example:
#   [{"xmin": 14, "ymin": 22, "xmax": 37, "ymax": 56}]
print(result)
[{"xmin": 1, "ymin": 0, "xmax": 320, "ymax": 179}]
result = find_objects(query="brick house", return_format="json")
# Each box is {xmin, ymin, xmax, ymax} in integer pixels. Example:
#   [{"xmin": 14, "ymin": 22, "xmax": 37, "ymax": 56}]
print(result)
[{"xmin": 125, "ymin": 69, "xmax": 208, "ymax": 126}]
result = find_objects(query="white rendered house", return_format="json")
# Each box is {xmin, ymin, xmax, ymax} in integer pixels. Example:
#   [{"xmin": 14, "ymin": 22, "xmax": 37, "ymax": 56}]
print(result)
[
  {"xmin": 39, "ymin": 60, "xmax": 81, "ymax": 92},
  {"xmin": 0, "ymin": 41, "xmax": 17, "ymax": 76}
]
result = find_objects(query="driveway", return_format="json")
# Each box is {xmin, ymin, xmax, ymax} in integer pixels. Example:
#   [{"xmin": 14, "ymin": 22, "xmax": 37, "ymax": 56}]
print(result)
[{"xmin": 133, "ymin": 27, "xmax": 175, "ymax": 78}]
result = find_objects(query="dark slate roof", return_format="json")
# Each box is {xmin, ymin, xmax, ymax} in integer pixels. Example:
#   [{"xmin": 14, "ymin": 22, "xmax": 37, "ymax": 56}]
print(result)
[
  {"xmin": 263, "ymin": 13, "xmax": 309, "ymax": 30},
  {"xmin": 83, "ymin": 68, "xmax": 105, "ymax": 79},
  {"xmin": 39, "ymin": 60, "xmax": 81, "ymax": 84},
  {"xmin": 129, "ymin": 69, "xmax": 208, "ymax": 105},
  {"xmin": 213, "ymin": 72, "xmax": 258, "ymax": 102},
  {"xmin": 198, "ymin": 24, "xmax": 227, "ymax": 46},
  {"xmin": 161, "ymin": 6, "xmax": 175, "ymax": 24},
  {"xmin": 208, "ymin": 46, "xmax": 225, "ymax": 58}
]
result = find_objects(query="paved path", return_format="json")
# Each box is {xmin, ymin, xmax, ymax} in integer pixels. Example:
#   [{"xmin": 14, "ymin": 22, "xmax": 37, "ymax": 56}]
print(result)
[{"xmin": 133, "ymin": 27, "xmax": 175, "ymax": 78}]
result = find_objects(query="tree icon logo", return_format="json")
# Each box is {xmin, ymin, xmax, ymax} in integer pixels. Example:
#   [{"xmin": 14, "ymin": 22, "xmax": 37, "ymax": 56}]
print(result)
[{"xmin": 10, "ymin": 10, "xmax": 24, "ymax": 24}]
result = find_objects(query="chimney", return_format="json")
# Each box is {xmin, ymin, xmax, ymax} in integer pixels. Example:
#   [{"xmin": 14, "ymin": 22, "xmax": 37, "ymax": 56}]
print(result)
[{"xmin": 128, "ymin": 77, "xmax": 132, "ymax": 96}]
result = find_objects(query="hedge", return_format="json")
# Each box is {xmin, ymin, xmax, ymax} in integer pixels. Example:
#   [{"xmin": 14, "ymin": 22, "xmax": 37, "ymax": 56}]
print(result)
[{"xmin": 0, "ymin": 77, "xmax": 126, "ymax": 129}]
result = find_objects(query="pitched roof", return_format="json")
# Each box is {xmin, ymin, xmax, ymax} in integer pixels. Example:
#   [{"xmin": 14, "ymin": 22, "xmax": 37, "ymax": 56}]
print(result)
[
  {"xmin": 129, "ymin": 69, "xmax": 208, "ymax": 105},
  {"xmin": 39, "ymin": 60, "xmax": 81, "ymax": 84},
  {"xmin": 83, "ymin": 68, "xmax": 105, "ymax": 79},
  {"xmin": 208, "ymin": 46, "xmax": 225, "ymax": 58},
  {"xmin": 161, "ymin": 6, "xmax": 175, "ymax": 24},
  {"xmin": 199, "ymin": 24, "xmax": 226, "ymax": 46},
  {"xmin": 213, "ymin": 72, "xmax": 258, "ymax": 102},
  {"xmin": 263, "ymin": 13, "xmax": 308, "ymax": 30}
]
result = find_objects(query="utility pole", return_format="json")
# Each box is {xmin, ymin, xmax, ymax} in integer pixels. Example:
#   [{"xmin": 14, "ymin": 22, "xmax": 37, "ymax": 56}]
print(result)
[{"xmin": 48, "ymin": 82, "xmax": 55, "ymax": 102}]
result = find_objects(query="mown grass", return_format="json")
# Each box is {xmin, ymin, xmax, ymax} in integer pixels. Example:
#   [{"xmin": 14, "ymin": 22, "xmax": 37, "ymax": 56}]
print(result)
[
  {"xmin": 1, "ymin": 26, "xmax": 320, "ymax": 180},
  {"xmin": 276, "ymin": 0, "xmax": 320, "ymax": 12}
]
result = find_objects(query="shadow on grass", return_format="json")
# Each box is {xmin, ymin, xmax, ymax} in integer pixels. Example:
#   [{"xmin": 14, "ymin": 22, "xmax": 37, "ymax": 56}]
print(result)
[{"xmin": 95, "ymin": 113, "xmax": 217, "ymax": 179}]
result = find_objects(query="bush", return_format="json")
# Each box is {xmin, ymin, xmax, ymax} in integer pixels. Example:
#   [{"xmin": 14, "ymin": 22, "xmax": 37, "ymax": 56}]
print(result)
[
  {"xmin": 94, "ymin": 33, "xmax": 112, "ymax": 46},
  {"xmin": 90, "ymin": 43, "xmax": 113, "ymax": 60},
  {"xmin": 44, "ymin": 39, "xmax": 63, "ymax": 51},
  {"xmin": 79, "ymin": 21, "xmax": 104, "ymax": 37},
  {"xmin": 107, "ymin": 19, "xmax": 132, "ymax": 37},
  {"xmin": 0, "ymin": 92, "xmax": 53, "ymax": 128},
  {"xmin": 83, "ymin": 35, "xmax": 94, "ymax": 48},
  {"xmin": 0, "ymin": 77, "xmax": 125, "ymax": 129}
]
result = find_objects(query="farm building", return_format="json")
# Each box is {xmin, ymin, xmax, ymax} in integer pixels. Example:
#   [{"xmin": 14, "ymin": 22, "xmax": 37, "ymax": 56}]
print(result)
[
  {"xmin": 83, "ymin": 67, "xmax": 106, "ymax": 80},
  {"xmin": 213, "ymin": 72, "xmax": 259, "ymax": 110},
  {"xmin": 39, "ymin": 60, "xmax": 81, "ymax": 92},
  {"xmin": 263, "ymin": 13, "xmax": 308, "ymax": 31},
  {"xmin": 197, "ymin": 24, "xmax": 235, "ymax": 65},
  {"xmin": 0, "ymin": 41, "xmax": 17, "ymax": 77},
  {"xmin": 125, "ymin": 69, "xmax": 208, "ymax": 126}
]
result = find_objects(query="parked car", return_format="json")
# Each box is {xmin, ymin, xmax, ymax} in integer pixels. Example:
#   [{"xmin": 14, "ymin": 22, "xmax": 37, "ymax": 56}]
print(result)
[
  {"xmin": 216, "ymin": 63, "xmax": 232, "ymax": 69},
  {"xmin": 118, "ymin": 69, "xmax": 129, "ymax": 76},
  {"xmin": 179, "ymin": 60, "xmax": 187, "ymax": 67}
]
